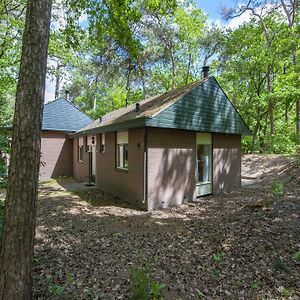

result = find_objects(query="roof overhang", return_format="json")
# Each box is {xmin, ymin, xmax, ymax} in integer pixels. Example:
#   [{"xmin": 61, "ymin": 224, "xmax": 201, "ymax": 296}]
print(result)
[{"xmin": 70, "ymin": 116, "xmax": 147, "ymax": 138}]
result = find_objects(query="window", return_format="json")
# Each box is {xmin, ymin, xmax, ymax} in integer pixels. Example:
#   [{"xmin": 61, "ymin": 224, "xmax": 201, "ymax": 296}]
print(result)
[
  {"xmin": 116, "ymin": 131, "xmax": 128, "ymax": 170},
  {"xmin": 101, "ymin": 133, "xmax": 105, "ymax": 153},
  {"xmin": 78, "ymin": 137, "xmax": 84, "ymax": 162}
]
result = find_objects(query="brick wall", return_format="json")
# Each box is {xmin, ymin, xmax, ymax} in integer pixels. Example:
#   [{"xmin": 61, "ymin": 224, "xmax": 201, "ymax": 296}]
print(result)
[
  {"xmin": 96, "ymin": 128, "xmax": 145, "ymax": 209},
  {"xmin": 212, "ymin": 133, "xmax": 241, "ymax": 193},
  {"xmin": 40, "ymin": 131, "xmax": 73, "ymax": 180},
  {"xmin": 147, "ymin": 128, "xmax": 196, "ymax": 209},
  {"xmin": 73, "ymin": 136, "xmax": 89, "ymax": 182}
]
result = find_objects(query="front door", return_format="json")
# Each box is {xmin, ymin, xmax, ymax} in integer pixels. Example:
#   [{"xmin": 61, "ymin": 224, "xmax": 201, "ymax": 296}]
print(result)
[{"xmin": 196, "ymin": 133, "xmax": 212, "ymax": 196}]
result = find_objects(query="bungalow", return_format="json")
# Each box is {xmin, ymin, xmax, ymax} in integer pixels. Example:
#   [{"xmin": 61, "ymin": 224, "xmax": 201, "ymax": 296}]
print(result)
[
  {"xmin": 39, "ymin": 98, "xmax": 93, "ymax": 180},
  {"xmin": 71, "ymin": 68, "xmax": 251, "ymax": 210}
]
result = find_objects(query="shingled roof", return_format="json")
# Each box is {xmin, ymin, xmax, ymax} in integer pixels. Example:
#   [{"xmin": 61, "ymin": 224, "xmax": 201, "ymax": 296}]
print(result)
[
  {"xmin": 73, "ymin": 76, "xmax": 251, "ymax": 136},
  {"xmin": 43, "ymin": 98, "xmax": 93, "ymax": 132}
]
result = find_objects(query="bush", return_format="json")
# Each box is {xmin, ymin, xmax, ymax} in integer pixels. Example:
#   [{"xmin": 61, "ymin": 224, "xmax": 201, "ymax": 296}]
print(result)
[
  {"xmin": 271, "ymin": 181, "xmax": 284, "ymax": 197},
  {"xmin": 130, "ymin": 261, "xmax": 165, "ymax": 300}
]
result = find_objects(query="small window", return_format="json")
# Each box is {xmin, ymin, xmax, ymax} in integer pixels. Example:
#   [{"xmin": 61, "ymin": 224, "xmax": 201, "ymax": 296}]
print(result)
[
  {"xmin": 116, "ymin": 131, "xmax": 128, "ymax": 170},
  {"xmin": 101, "ymin": 133, "xmax": 105, "ymax": 153},
  {"xmin": 78, "ymin": 137, "xmax": 84, "ymax": 162}
]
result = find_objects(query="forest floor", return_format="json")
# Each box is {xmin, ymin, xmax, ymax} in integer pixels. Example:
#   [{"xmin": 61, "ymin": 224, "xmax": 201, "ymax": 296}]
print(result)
[{"xmin": 33, "ymin": 154, "xmax": 300, "ymax": 300}]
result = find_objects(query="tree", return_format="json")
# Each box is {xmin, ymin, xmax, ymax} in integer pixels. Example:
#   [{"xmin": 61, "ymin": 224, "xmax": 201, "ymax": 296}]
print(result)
[
  {"xmin": 0, "ymin": 0, "xmax": 52, "ymax": 298},
  {"xmin": 220, "ymin": 0, "xmax": 300, "ymax": 150}
]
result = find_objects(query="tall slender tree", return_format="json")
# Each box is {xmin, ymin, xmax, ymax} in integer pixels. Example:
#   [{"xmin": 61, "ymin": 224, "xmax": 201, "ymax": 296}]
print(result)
[{"xmin": 0, "ymin": 0, "xmax": 52, "ymax": 298}]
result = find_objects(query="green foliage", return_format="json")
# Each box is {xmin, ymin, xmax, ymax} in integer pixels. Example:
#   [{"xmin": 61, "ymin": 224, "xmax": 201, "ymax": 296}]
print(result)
[
  {"xmin": 129, "ymin": 261, "xmax": 165, "ymax": 300},
  {"xmin": 278, "ymin": 286, "xmax": 294, "ymax": 298},
  {"xmin": 48, "ymin": 284, "xmax": 65, "ymax": 295},
  {"xmin": 44, "ymin": 272, "xmax": 75, "ymax": 296},
  {"xmin": 271, "ymin": 181, "xmax": 284, "ymax": 197},
  {"xmin": 212, "ymin": 252, "xmax": 225, "ymax": 262},
  {"xmin": 215, "ymin": 9, "xmax": 300, "ymax": 154},
  {"xmin": 210, "ymin": 267, "xmax": 220, "ymax": 279},
  {"xmin": 273, "ymin": 256, "xmax": 290, "ymax": 273},
  {"xmin": 196, "ymin": 288, "xmax": 206, "ymax": 299},
  {"xmin": 292, "ymin": 251, "xmax": 300, "ymax": 261},
  {"xmin": 250, "ymin": 281, "xmax": 259, "ymax": 291}
]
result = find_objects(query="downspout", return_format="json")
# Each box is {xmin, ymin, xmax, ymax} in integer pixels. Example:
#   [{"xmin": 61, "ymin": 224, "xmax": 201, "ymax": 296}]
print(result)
[{"xmin": 143, "ymin": 127, "xmax": 148, "ymax": 207}]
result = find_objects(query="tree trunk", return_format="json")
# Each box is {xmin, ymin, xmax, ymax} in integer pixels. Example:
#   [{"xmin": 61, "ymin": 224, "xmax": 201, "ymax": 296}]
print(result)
[
  {"xmin": 297, "ymin": 99, "xmax": 300, "ymax": 149},
  {"xmin": 185, "ymin": 53, "xmax": 191, "ymax": 85},
  {"xmin": 267, "ymin": 66, "xmax": 274, "ymax": 139},
  {"xmin": 93, "ymin": 75, "xmax": 98, "ymax": 111},
  {"xmin": 139, "ymin": 61, "xmax": 146, "ymax": 99},
  {"xmin": 170, "ymin": 46, "xmax": 176, "ymax": 90},
  {"xmin": 55, "ymin": 61, "xmax": 63, "ymax": 99},
  {"xmin": 0, "ymin": 0, "xmax": 52, "ymax": 298}
]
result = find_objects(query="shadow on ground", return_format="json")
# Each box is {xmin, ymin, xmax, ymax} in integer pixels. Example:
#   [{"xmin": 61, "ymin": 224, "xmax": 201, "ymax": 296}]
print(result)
[{"xmin": 34, "ymin": 156, "xmax": 300, "ymax": 300}]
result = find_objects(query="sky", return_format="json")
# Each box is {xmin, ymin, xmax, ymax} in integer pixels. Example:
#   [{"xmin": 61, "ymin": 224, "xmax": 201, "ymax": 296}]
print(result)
[
  {"xmin": 195, "ymin": 0, "xmax": 235, "ymax": 21},
  {"xmin": 45, "ymin": 0, "xmax": 244, "ymax": 102}
]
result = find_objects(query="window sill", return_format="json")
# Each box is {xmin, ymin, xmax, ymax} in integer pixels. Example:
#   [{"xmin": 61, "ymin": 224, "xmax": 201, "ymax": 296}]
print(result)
[
  {"xmin": 116, "ymin": 167, "xmax": 128, "ymax": 173},
  {"xmin": 78, "ymin": 160, "xmax": 84, "ymax": 163}
]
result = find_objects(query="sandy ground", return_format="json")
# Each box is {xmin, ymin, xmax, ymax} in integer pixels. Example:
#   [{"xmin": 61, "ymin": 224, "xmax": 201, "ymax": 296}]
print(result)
[{"xmin": 32, "ymin": 154, "xmax": 300, "ymax": 299}]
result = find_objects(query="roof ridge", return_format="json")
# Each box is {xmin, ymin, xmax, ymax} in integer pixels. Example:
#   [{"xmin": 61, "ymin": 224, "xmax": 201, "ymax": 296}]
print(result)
[
  {"xmin": 44, "ymin": 97, "xmax": 65, "ymax": 106},
  {"xmin": 44, "ymin": 97, "xmax": 94, "ymax": 121}
]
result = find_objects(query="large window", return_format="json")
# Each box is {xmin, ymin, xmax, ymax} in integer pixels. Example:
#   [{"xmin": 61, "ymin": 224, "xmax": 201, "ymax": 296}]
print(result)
[
  {"xmin": 196, "ymin": 133, "xmax": 212, "ymax": 196},
  {"xmin": 78, "ymin": 137, "xmax": 84, "ymax": 162},
  {"xmin": 116, "ymin": 131, "xmax": 128, "ymax": 170}
]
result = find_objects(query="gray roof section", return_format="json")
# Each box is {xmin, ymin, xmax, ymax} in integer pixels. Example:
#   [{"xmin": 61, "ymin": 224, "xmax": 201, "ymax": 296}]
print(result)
[
  {"xmin": 43, "ymin": 98, "xmax": 93, "ymax": 132},
  {"xmin": 73, "ymin": 77, "xmax": 251, "ymax": 136}
]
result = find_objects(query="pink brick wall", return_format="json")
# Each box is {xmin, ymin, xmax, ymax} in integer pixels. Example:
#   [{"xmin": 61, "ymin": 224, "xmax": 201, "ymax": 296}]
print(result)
[
  {"xmin": 40, "ymin": 131, "xmax": 73, "ymax": 180},
  {"xmin": 147, "ymin": 128, "xmax": 196, "ymax": 209},
  {"xmin": 73, "ymin": 136, "xmax": 89, "ymax": 182},
  {"xmin": 212, "ymin": 133, "xmax": 241, "ymax": 193},
  {"xmin": 96, "ymin": 128, "xmax": 146, "ymax": 209}
]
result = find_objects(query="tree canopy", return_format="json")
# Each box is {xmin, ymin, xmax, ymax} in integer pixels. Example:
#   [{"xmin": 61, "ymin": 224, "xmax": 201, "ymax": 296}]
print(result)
[{"xmin": 0, "ymin": 0, "xmax": 299, "ymax": 153}]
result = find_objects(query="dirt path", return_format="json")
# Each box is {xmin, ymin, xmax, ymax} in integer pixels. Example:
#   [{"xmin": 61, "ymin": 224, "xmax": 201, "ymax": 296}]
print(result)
[{"xmin": 34, "ymin": 155, "xmax": 300, "ymax": 299}]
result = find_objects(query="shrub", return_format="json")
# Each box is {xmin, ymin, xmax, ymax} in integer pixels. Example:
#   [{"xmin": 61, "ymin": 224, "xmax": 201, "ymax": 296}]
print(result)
[
  {"xmin": 273, "ymin": 257, "xmax": 290, "ymax": 273},
  {"xmin": 292, "ymin": 251, "xmax": 300, "ymax": 261},
  {"xmin": 271, "ymin": 181, "xmax": 284, "ymax": 197},
  {"xmin": 129, "ymin": 261, "xmax": 165, "ymax": 300}
]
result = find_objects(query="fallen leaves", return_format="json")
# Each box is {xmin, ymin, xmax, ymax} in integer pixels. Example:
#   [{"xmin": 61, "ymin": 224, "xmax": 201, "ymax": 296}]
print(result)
[{"xmin": 33, "ymin": 155, "xmax": 300, "ymax": 299}]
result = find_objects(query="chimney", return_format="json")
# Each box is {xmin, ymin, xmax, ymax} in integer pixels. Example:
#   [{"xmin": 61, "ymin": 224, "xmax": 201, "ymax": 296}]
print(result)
[
  {"xmin": 135, "ymin": 102, "xmax": 140, "ymax": 112},
  {"xmin": 201, "ymin": 66, "xmax": 210, "ymax": 79},
  {"xmin": 65, "ymin": 89, "xmax": 70, "ymax": 101}
]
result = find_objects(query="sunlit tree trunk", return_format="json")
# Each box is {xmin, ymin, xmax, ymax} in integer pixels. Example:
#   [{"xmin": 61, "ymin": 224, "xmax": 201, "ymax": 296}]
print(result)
[{"xmin": 0, "ymin": 0, "xmax": 52, "ymax": 298}]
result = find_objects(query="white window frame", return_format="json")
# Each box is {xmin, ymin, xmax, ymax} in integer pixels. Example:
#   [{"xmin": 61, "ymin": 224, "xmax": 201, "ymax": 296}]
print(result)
[
  {"xmin": 101, "ymin": 133, "xmax": 105, "ymax": 153},
  {"xmin": 116, "ymin": 131, "xmax": 128, "ymax": 170},
  {"xmin": 78, "ymin": 137, "xmax": 84, "ymax": 162}
]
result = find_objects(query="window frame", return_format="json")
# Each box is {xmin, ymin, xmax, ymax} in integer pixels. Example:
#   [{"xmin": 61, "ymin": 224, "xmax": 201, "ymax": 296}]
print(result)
[
  {"xmin": 78, "ymin": 137, "xmax": 84, "ymax": 162},
  {"xmin": 101, "ymin": 133, "xmax": 106, "ymax": 153},
  {"xmin": 116, "ymin": 131, "xmax": 128, "ymax": 170}
]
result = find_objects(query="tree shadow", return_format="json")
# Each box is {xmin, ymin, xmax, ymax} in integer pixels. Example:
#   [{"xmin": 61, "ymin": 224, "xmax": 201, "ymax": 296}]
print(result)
[{"xmin": 34, "ymin": 180, "xmax": 300, "ymax": 299}]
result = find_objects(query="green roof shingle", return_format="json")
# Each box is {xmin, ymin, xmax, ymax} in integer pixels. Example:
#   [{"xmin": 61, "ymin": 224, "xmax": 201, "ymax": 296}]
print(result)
[{"xmin": 74, "ymin": 77, "xmax": 251, "ymax": 136}]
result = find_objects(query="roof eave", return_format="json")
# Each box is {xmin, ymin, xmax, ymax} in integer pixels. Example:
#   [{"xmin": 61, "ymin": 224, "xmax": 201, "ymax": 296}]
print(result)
[{"xmin": 70, "ymin": 116, "xmax": 147, "ymax": 138}]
